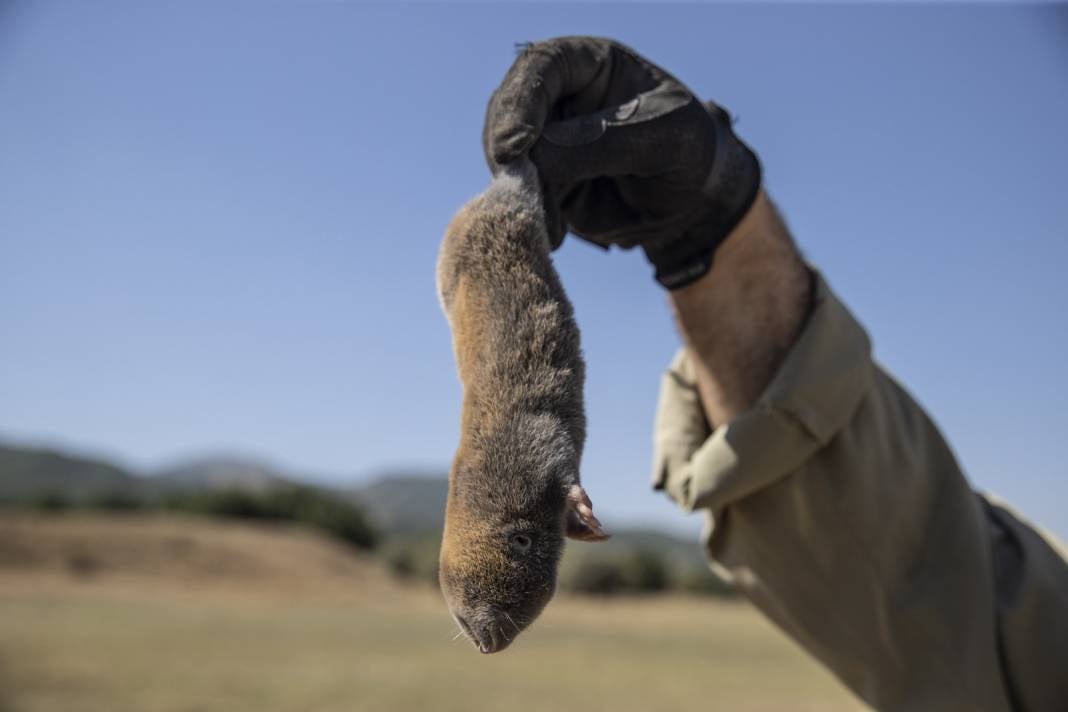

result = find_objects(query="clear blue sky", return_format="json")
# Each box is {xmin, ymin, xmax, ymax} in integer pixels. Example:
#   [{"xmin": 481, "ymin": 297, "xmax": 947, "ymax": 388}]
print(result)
[{"xmin": 1, "ymin": 3, "xmax": 1065, "ymax": 537}]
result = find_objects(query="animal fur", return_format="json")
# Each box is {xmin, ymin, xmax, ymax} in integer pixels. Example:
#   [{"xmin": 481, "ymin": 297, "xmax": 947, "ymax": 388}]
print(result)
[{"xmin": 436, "ymin": 161, "xmax": 606, "ymax": 654}]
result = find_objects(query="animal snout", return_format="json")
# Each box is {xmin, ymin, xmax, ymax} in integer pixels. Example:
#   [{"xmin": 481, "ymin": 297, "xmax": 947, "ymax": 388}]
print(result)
[{"xmin": 454, "ymin": 612, "xmax": 517, "ymax": 654}]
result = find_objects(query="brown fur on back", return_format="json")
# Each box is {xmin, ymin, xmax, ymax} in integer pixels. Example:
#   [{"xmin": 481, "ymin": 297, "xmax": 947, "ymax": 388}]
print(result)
[
  {"xmin": 437, "ymin": 169, "xmax": 585, "ymax": 453},
  {"xmin": 435, "ymin": 163, "xmax": 586, "ymax": 650}
]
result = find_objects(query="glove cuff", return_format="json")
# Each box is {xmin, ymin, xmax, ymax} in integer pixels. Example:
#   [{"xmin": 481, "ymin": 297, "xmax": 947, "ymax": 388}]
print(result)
[{"xmin": 644, "ymin": 107, "xmax": 762, "ymax": 290}]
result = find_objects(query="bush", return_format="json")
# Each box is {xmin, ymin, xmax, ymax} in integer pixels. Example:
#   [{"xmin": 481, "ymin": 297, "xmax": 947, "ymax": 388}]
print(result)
[
  {"xmin": 28, "ymin": 492, "xmax": 71, "ymax": 512},
  {"xmin": 558, "ymin": 544, "xmax": 738, "ymax": 597},
  {"xmin": 162, "ymin": 485, "xmax": 377, "ymax": 551},
  {"xmin": 164, "ymin": 489, "xmax": 270, "ymax": 520},
  {"xmin": 385, "ymin": 548, "xmax": 416, "ymax": 578},
  {"xmin": 86, "ymin": 491, "xmax": 146, "ymax": 512},
  {"xmin": 562, "ymin": 549, "xmax": 669, "ymax": 595},
  {"xmin": 276, "ymin": 486, "xmax": 377, "ymax": 551},
  {"xmin": 618, "ymin": 548, "xmax": 670, "ymax": 593},
  {"xmin": 381, "ymin": 533, "xmax": 442, "ymax": 585},
  {"xmin": 674, "ymin": 567, "xmax": 737, "ymax": 598},
  {"xmin": 561, "ymin": 556, "xmax": 627, "ymax": 595}
]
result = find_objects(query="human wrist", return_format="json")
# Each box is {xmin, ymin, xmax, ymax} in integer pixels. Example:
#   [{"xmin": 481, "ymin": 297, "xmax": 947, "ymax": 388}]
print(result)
[
  {"xmin": 668, "ymin": 192, "xmax": 811, "ymax": 424},
  {"xmin": 644, "ymin": 106, "xmax": 762, "ymax": 290}
]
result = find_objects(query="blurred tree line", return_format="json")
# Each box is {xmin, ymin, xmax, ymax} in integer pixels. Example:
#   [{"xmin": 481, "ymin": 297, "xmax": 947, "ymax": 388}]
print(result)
[
  {"xmin": 5, "ymin": 487, "xmax": 735, "ymax": 597},
  {"xmin": 381, "ymin": 531, "xmax": 736, "ymax": 598},
  {"xmin": 2, "ymin": 485, "xmax": 378, "ymax": 551}
]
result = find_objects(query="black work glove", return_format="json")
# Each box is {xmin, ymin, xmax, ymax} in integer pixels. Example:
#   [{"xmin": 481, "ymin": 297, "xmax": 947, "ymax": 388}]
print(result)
[{"xmin": 483, "ymin": 36, "xmax": 761, "ymax": 289}]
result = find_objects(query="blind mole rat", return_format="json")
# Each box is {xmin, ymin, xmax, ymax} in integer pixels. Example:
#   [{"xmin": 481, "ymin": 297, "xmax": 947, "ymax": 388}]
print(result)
[{"xmin": 436, "ymin": 160, "xmax": 608, "ymax": 654}]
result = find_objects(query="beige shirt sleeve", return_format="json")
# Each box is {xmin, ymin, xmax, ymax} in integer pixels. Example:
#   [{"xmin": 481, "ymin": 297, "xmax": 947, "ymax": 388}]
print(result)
[{"xmin": 652, "ymin": 271, "xmax": 1068, "ymax": 712}]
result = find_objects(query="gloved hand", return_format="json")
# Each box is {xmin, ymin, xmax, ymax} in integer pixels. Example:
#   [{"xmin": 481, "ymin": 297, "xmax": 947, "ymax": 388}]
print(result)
[{"xmin": 483, "ymin": 36, "xmax": 762, "ymax": 289}]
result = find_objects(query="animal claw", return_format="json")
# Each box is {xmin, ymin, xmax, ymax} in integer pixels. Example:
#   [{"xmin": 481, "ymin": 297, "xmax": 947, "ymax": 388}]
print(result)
[{"xmin": 566, "ymin": 484, "xmax": 609, "ymax": 541}]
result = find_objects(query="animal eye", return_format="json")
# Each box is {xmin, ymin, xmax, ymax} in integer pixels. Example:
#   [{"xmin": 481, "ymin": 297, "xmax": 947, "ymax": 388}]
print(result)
[{"xmin": 509, "ymin": 533, "xmax": 533, "ymax": 553}]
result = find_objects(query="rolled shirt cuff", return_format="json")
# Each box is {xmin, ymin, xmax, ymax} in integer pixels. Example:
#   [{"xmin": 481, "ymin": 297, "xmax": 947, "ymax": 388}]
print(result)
[{"xmin": 656, "ymin": 270, "xmax": 873, "ymax": 512}]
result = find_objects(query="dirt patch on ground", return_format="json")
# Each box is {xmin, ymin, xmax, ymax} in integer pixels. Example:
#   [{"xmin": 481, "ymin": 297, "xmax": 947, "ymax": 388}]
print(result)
[{"xmin": 0, "ymin": 513, "xmax": 399, "ymax": 599}]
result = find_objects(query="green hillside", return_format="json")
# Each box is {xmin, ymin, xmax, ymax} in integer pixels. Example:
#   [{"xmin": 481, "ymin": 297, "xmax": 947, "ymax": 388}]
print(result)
[{"xmin": 0, "ymin": 443, "xmax": 144, "ymax": 500}]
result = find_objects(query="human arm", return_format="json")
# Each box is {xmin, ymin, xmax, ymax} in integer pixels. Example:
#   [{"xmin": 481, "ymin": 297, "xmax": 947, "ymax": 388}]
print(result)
[
  {"xmin": 484, "ymin": 36, "xmax": 1068, "ymax": 711},
  {"xmin": 666, "ymin": 189, "xmax": 810, "ymax": 427},
  {"xmin": 652, "ymin": 169, "xmax": 1068, "ymax": 712}
]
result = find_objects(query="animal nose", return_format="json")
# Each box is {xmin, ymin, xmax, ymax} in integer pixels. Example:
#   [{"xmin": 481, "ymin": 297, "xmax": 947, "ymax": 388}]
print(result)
[
  {"xmin": 475, "ymin": 625, "xmax": 502, "ymax": 654},
  {"xmin": 456, "ymin": 613, "xmax": 509, "ymax": 654}
]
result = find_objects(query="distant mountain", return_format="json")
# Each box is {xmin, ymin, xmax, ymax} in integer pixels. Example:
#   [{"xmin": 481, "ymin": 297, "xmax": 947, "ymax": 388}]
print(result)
[
  {"xmin": 153, "ymin": 456, "xmax": 292, "ymax": 493},
  {"xmin": 0, "ymin": 442, "xmax": 445, "ymax": 532},
  {"xmin": 0, "ymin": 444, "xmax": 304, "ymax": 503},
  {"xmin": 0, "ymin": 443, "xmax": 145, "ymax": 500},
  {"xmin": 351, "ymin": 475, "xmax": 448, "ymax": 533}
]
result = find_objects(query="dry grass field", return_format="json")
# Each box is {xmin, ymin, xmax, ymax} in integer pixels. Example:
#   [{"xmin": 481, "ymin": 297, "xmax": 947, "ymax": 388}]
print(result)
[{"xmin": 0, "ymin": 514, "xmax": 865, "ymax": 712}]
